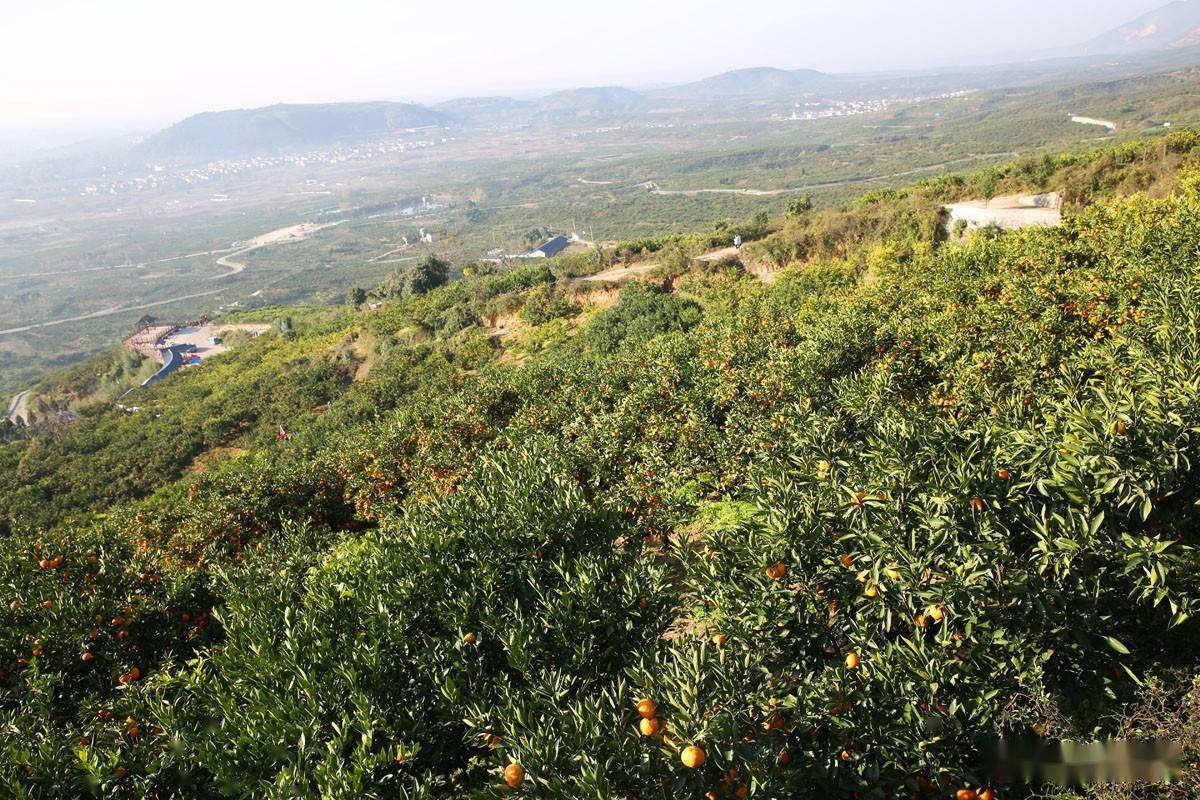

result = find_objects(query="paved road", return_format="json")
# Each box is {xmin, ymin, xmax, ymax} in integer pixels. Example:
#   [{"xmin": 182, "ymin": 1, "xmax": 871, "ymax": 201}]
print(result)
[
  {"xmin": 0, "ymin": 249, "xmax": 231, "ymax": 282},
  {"xmin": 0, "ymin": 222, "xmax": 333, "ymax": 336},
  {"xmin": 640, "ymin": 153, "xmax": 1019, "ymax": 197},
  {"xmin": 0, "ymin": 289, "xmax": 231, "ymax": 336}
]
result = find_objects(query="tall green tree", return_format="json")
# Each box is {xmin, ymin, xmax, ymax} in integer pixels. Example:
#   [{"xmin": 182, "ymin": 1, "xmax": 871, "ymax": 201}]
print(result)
[{"xmin": 408, "ymin": 255, "xmax": 450, "ymax": 296}]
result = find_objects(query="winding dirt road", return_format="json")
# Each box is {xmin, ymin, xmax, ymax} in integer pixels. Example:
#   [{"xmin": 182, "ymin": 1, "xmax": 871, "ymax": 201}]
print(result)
[{"xmin": 0, "ymin": 222, "xmax": 335, "ymax": 336}]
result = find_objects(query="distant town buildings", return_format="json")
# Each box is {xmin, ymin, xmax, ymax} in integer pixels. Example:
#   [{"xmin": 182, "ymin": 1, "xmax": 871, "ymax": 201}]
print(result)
[
  {"xmin": 75, "ymin": 134, "xmax": 450, "ymax": 198},
  {"xmin": 773, "ymin": 91, "xmax": 973, "ymax": 122}
]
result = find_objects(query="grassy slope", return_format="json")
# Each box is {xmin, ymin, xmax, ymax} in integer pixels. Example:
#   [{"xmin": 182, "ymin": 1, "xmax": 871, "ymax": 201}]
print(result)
[{"xmin": 1, "ymin": 136, "xmax": 1199, "ymax": 798}]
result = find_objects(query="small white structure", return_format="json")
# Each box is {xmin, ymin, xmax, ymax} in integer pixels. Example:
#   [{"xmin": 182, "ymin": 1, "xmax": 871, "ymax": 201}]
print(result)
[{"xmin": 945, "ymin": 193, "xmax": 1062, "ymax": 233}]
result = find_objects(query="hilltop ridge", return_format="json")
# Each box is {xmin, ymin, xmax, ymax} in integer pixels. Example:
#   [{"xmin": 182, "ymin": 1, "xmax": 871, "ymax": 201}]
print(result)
[
  {"xmin": 138, "ymin": 101, "xmax": 453, "ymax": 159},
  {"xmin": 1084, "ymin": 0, "xmax": 1200, "ymax": 54}
]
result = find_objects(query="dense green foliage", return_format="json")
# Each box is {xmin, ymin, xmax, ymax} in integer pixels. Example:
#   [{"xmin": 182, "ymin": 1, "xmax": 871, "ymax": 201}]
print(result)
[{"xmin": 2, "ymin": 140, "xmax": 1199, "ymax": 799}]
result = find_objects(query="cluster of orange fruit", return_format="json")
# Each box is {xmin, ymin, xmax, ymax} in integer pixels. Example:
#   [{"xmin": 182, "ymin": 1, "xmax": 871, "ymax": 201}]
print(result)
[
  {"xmin": 634, "ymin": 698, "xmax": 707, "ymax": 770},
  {"xmin": 37, "ymin": 555, "xmax": 64, "ymax": 569}
]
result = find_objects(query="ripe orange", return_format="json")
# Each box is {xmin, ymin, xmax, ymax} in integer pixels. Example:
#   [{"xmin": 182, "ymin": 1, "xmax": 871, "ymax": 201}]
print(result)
[
  {"xmin": 884, "ymin": 567, "xmax": 901, "ymax": 581},
  {"xmin": 777, "ymin": 748, "xmax": 791, "ymax": 765},
  {"xmin": 636, "ymin": 698, "xmax": 657, "ymax": 719},
  {"xmin": 929, "ymin": 605, "xmax": 946, "ymax": 622},
  {"xmin": 844, "ymin": 651, "xmax": 860, "ymax": 669},
  {"xmin": 735, "ymin": 786, "xmax": 748, "ymax": 798},
  {"xmin": 463, "ymin": 632, "xmax": 477, "ymax": 645},
  {"xmin": 503, "ymin": 762, "xmax": 525, "ymax": 788},
  {"xmin": 970, "ymin": 497, "xmax": 986, "ymax": 512},
  {"xmin": 978, "ymin": 789, "xmax": 996, "ymax": 800},
  {"xmin": 81, "ymin": 652, "xmax": 94, "ymax": 662},
  {"xmin": 681, "ymin": 745, "xmax": 706, "ymax": 768},
  {"xmin": 40, "ymin": 600, "xmax": 54, "ymax": 609},
  {"xmin": 997, "ymin": 469, "xmax": 1011, "ymax": 481},
  {"xmin": 956, "ymin": 790, "xmax": 978, "ymax": 800},
  {"xmin": 639, "ymin": 717, "xmax": 662, "ymax": 736},
  {"xmin": 765, "ymin": 562, "xmax": 787, "ymax": 581},
  {"xmin": 712, "ymin": 633, "xmax": 728, "ymax": 646},
  {"xmin": 839, "ymin": 554, "xmax": 854, "ymax": 568},
  {"xmin": 915, "ymin": 614, "xmax": 929, "ymax": 627},
  {"xmin": 863, "ymin": 585, "xmax": 879, "ymax": 599}
]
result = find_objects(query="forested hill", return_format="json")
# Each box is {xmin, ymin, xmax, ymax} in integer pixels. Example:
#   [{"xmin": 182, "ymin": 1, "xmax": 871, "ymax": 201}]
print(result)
[
  {"xmin": 1, "ymin": 134, "xmax": 1199, "ymax": 798},
  {"xmin": 138, "ymin": 101, "xmax": 453, "ymax": 159}
]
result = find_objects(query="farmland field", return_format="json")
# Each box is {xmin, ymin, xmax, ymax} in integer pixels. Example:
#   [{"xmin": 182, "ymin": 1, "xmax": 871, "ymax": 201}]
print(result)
[{"xmin": 6, "ymin": 63, "xmax": 1200, "ymax": 395}]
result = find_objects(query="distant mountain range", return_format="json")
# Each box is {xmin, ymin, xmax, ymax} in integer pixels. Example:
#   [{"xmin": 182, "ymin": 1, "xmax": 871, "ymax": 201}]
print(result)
[
  {"xmin": 135, "ymin": 2, "xmax": 1200, "ymax": 162},
  {"xmin": 1083, "ymin": 0, "xmax": 1200, "ymax": 54},
  {"xmin": 652, "ymin": 67, "xmax": 834, "ymax": 99}
]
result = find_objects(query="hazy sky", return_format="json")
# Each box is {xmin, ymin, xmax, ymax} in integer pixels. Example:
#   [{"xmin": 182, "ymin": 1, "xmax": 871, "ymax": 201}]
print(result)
[{"xmin": 0, "ymin": 0, "xmax": 1170, "ymax": 131}]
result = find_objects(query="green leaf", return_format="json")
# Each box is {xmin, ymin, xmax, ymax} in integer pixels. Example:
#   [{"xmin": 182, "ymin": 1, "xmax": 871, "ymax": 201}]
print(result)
[{"xmin": 1103, "ymin": 636, "xmax": 1130, "ymax": 655}]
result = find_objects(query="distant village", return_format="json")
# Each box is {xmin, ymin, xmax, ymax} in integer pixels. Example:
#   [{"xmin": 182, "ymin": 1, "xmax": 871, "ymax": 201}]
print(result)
[
  {"xmin": 79, "ymin": 132, "xmax": 451, "ymax": 198},
  {"xmin": 773, "ymin": 90, "xmax": 973, "ymax": 121}
]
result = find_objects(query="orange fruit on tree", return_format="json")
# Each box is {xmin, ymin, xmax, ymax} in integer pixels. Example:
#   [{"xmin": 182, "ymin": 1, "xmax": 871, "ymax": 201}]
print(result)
[
  {"xmin": 929, "ymin": 605, "xmax": 946, "ymax": 622},
  {"xmin": 844, "ymin": 651, "xmax": 860, "ymax": 669},
  {"xmin": 839, "ymin": 554, "xmax": 854, "ymax": 568},
  {"xmin": 997, "ymin": 469, "xmax": 1011, "ymax": 481},
  {"xmin": 884, "ymin": 567, "xmax": 901, "ymax": 581},
  {"xmin": 978, "ymin": 789, "xmax": 996, "ymax": 800},
  {"xmin": 765, "ymin": 562, "xmax": 787, "ymax": 581},
  {"xmin": 463, "ymin": 632, "xmax": 477, "ymax": 645},
  {"xmin": 81, "ymin": 652, "xmax": 94, "ymax": 662},
  {"xmin": 777, "ymin": 748, "xmax": 791, "ymax": 765},
  {"xmin": 712, "ymin": 633, "xmax": 728, "ymax": 646},
  {"xmin": 970, "ymin": 497, "xmax": 986, "ymax": 512},
  {"xmin": 40, "ymin": 600, "xmax": 54, "ymax": 609},
  {"xmin": 863, "ymin": 585, "xmax": 879, "ymax": 598},
  {"xmin": 639, "ymin": 717, "xmax": 662, "ymax": 736},
  {"xmin": 956, "ymin": 790, "xmax": 978, "ymax": 800},
  {"xmin": 735, "ymin": 786, "xmax": 748, "ymax": 799},
  {"xmin": 681, "ymin": 745, "xmax": 706, "ymax": 768},
  {"xmin": 503, "ymin": 762, "xmax": 525, "ymax": 788},
  {"xmin": 636, "ymin": 698, "xmax": 657, "ymax": 719}
]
